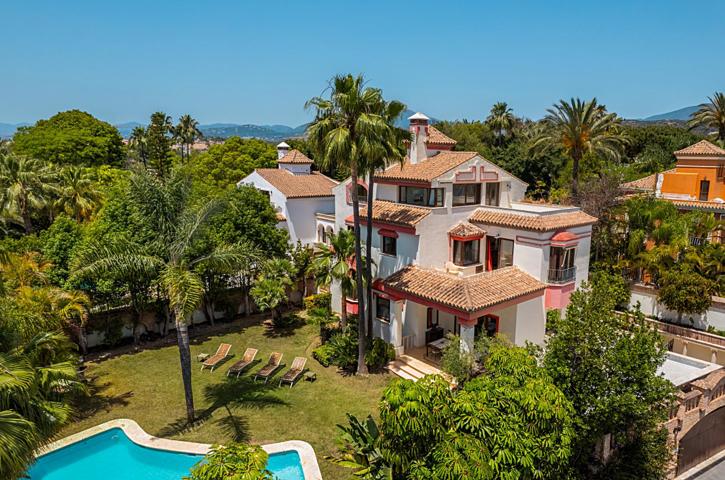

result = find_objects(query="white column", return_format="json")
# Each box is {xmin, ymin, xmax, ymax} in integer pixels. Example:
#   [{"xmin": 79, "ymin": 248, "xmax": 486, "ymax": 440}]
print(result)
[
  {"xmin": 392, "ymin": 300, "xmax": 405, "ymax": 357},
  {"xmin": 460, "ymin": 323, "xmax": 475, "ymax": 353}
]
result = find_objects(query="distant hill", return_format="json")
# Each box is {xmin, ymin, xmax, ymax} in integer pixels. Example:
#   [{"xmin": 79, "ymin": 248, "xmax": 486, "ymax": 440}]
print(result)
[
  {"xmin": 114, "ymin": 121, "xmax": 145, "ymax": 138},
  {"xmin": 643, "ymin": 105, "xmax": 701, "ymax": 122},
  {"xmin": 0, "ymin": 123, "xmax": 29, "ymax": 139}
]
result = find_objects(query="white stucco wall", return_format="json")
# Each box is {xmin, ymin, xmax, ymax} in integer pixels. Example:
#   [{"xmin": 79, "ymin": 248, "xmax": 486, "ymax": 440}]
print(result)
[
  {"xmin": 629, "ymin": 285, "xmax": 725, "ymax": 332},
  {"xmin": 513, "ymin": 296, "xmax": 546, "ymax": 345}
]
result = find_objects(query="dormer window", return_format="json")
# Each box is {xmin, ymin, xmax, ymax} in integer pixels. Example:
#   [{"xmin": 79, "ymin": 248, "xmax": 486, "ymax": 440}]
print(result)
[
  {"xmin": 452, "ymin": 239, "xmax": 480, "ymax": 266},
  {"xmin": 452, "ymin": 184, "xmax": 481, "ymax": 206}
]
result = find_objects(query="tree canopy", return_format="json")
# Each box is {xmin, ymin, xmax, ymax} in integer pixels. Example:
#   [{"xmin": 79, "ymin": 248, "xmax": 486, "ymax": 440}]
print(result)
[{"xmin": 12, "ymin": 110, "xmax": 124, "ymax": 166}]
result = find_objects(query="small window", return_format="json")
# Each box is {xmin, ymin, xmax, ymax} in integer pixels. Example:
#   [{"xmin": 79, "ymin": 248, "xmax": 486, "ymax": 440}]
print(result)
[
  {"xmin": 452, "ymin": 184, "xmax": 481, "ymax": 206},
  {"xmin": 699, "ymin": 180, "xmax": 710, "ymax": 201},
  {"xmin": 453, "ymin": 239, "xmax": 480, "ymax": 266},
  {"xmin": 375, "ymin": 295, "xmax": 391, "ymax": 322},
  {"xmin": 399, "ymin": 186, "xmax": 444, "ymax": 207},
  {"xmin": 357, "ymin": 184, "xmax": 368, "ymax": 200},
  {"xmin": 485, "ymin": 183, "xmax": 500, "ymax": 206},
  {"xmin": 381, "ymin": 235, "xmax": 397, "ymax": 255}
]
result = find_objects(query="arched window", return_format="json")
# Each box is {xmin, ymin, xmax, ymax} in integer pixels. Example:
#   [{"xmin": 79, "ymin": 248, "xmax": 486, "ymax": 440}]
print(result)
[
  {"xmin": 325, "ymin": 227, "xmax": 334, "ymax": 244},
  {"xmin": 317, "ymin": 225, "xmax": 325, "ymax": 243},
  {"xmin": 356, "ymin": 184, "xmax": 368, "ymax": 199}
]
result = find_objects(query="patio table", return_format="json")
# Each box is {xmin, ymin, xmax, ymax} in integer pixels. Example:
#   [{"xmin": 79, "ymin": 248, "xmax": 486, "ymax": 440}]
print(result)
[{"xmin": 426, "ymin": 337, "xmax": 450, "ymax": 358}]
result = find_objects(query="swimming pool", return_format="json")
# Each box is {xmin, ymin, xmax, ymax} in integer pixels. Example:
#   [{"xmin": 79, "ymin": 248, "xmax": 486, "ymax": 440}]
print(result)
[{"xmin": 27, "ymin": 424, "xmax": 311, "ymax": 480}]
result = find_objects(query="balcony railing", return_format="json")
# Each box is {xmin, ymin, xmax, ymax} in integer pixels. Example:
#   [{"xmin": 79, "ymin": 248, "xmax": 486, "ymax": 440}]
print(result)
[{"xmin": 548, "ymin": 266, "xmax": 576, "ymax": 284}]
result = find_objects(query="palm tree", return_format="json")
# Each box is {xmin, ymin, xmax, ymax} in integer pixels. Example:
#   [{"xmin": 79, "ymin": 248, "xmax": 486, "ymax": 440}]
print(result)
[
  {"xmin": 688, "ymin": 92, "xmax": 725, "ymax": 147},
  {"xmin": 362, "ymin": 100, "xmax": 409, "ymax": 339},
  {"xmin": 533, "ymin": 98, "xmax": 627, "ymax": 202},
  {"xmin": 306, "ymin": 74, "xmax": 399, "ymax": 374},
  {"xmin": 0, "ymin": 332, "xmax": 83, "ymax": 479},
  {"xmin": 314, "ymin": 229, "xmax": 357, "ymax": 327},
  {"xmin": 73, "ymin": 170, "xmax": 245, "ymax": 423},
  {"xmin": 129, "ymin": 126, "xmax": 148, "ymax": 166},
  {"xmin": 55, "ymin": 166, "xmax": 103, "ymax": 221},
  {"xmin": 174, "ymin": 114, "xmax": 204, "ymax": 162},
  {"xmin": 0, "ymin": 154, "xmax": 57, "ymax": 233},
  {"xmin": 486, "ymin": 102, "xmax": 516, "ymax": 144}
]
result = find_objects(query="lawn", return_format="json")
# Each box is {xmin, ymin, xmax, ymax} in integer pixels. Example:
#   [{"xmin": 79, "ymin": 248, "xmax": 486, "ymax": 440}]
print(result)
[{"xmin": 65, "ymin": 313, "xmax": 391, "ymax": 480}]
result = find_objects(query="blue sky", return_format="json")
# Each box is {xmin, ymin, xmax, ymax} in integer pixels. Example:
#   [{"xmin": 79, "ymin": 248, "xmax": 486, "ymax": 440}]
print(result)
[{"xmin": 2, "ymin": 0, "xmax": 724, "ymax": 125}]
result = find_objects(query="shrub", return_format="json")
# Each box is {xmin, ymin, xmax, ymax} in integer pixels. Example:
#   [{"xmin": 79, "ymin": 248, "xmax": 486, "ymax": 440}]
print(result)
[
  {"xmin": 366, "ymin": 338, "xmax": 395, "ymax": 371},
  {"xmin": 441, "ymin": 335, "xmax": 474, "ymax": 384},
  {"xmin": 304, "ymin": 292, "xmax": 331, "ymax": 311},
  {"xmin": 312, "ymin": 344, "xmax": 336, "ymax": 367},
  {"xmin": 590, "ymin": 270, "xmax": 630, "ymax": 309},
  {"xmin": 546, "ymin": 309, "xmax": 561, "ymax": 334},
  {"xmin": 327, "ymin": 330, "xmax": 358, "ymax": 369},
  {"xmin": 185, "ymin": 443, "xmax": 272, "ymax": 480}
]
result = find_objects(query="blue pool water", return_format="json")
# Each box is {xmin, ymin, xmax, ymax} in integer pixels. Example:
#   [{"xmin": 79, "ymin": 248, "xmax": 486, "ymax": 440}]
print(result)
[{"xmin": 27, "ymin": 428, "xmax": 305, "ymax": 480}]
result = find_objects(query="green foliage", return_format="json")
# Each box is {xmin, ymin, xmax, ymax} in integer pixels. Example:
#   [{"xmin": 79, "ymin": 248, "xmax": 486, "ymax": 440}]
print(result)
[
  {"xmin": 440, "ymin": 335, "xmax": 474, "ymax": 383},
  {"xmin": 326, "ymin": 328, "xmax": 359, "ymax": 369},
  {"xmin": 250, "ymin": 277, "xmax": 287, "ymax": 321},
  {"xmin": 185, "ymin": 443, "xmax": 272, "ymax": 480},
  {"xmin": 145, "ymin": 112, "xmax": 175, "ymax": 176},
  {"xmin": 621, "ymin": 124, "xmax": 701, "ymax": 179},
  {"xmin": 12, "ymin": 110, "xmax": 124, "ymax": 166},
  {"xmin": 184, "ymin": 137, "xmax": 276, "ymax": 195},
  {"xmin": 658, "ymin": 269, "xmax": 713, "ymax": 319},
  {"xmin": 312, "ymin": 343, "xmax": 336, "ymax": 367},
  {"xmin": 304, "ymin": 292, "xmax": 331, "ymax": 311},
  {"xmin": 330, "ymin": 414, "xmax": 392, "ymax": 480},
  {"xmin": 365, "ymin": 337, "xmax": 395, "ymax": 371},
  {"xmin": 39, "ymin": 215, "xmax": 83, "ymax": 286},
  {"xmin": 546, "ymin": 308, "xmax": 561, "ymax": 333},
  {"xmin": 590, "ymin": 269, "xmax": 630, "ymax": 309},
  {"xmin": 688, "ymin": 92, "xmax": 725, "ymax": 146},
  {"xmin": 543, "ymin": 280, "xmax": 675, "ymax": 479}
]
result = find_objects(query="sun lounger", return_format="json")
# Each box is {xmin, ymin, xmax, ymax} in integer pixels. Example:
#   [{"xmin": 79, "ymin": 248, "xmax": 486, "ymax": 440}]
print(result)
[
  {"xmin": 279, "ymin": 357, "xmax": 307, "ymax": 388},
  {"xmin": 200, "ymin": 343, "xmax": 232, "ymax": 372},
  {"xmin": 227, "ymin": 348, "xmax": 258, "ymax": 377},
  {"xmin": 253, "ymin": 352, "xmax": 283, "ymax": 383}
]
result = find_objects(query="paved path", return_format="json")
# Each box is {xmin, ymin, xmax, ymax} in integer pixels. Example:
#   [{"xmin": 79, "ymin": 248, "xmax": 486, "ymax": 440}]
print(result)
[{"xmin": 689, "ymin": 457, "xmax": 725, "ymax": 480}]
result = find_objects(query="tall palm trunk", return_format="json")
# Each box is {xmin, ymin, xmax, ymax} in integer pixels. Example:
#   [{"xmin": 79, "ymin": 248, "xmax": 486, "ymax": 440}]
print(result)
[
  {"xmin": 571, "ymin": 150, "xmax": 582, "ymax": 203},
  {"xmin": 174, "ymin": 315, "xmax": 195, "ymax": 423},
  {"xmin": 365, "ymin": 171, "xmax": 374, "ymax": 342},
  {"xmin": 350, "ymin": 164, "xmax": 368, "ymax": 375}
]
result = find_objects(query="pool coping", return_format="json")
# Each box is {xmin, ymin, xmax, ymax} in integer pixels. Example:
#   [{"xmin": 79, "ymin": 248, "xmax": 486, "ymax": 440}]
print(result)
[{"xmin": 36, "ymin": 418, "xmax": 322, "ymax": 480}]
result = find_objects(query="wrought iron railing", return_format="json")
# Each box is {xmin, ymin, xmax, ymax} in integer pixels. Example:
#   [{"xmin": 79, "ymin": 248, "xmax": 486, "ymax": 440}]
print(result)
[{"xmin": 548, "ymin": 266, "xmax": 576, "ymax": 284}]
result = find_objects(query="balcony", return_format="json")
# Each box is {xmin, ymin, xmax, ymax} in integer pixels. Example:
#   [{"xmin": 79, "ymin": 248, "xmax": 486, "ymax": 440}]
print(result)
[{"xmin": 548, "ymin": 266, "xmax": 576, "ymax": 284}]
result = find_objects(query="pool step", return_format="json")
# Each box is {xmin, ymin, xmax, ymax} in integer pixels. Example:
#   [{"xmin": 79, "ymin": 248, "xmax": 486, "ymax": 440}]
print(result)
[{"xmin": 386, "ymin": 354, "xmax": 442, "ymax": 381}]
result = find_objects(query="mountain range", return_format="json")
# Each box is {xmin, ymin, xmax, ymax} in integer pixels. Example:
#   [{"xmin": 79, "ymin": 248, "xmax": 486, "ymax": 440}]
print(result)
[{"xmin": 0, "ymin": 107, "xmax": 703, "ymax": 140}]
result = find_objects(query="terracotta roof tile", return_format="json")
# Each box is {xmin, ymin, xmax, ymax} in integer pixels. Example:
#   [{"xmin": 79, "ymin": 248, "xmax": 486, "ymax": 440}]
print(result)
[
  {"xmin": 667, "ymin": 198, "xmax": 725, "ymax": 212},
  {"xmin": 254, "ymin": 169, "xmax": 337, "ymax": 198},
  {"xmin": 277, "ymin": 149, "xmax": 314, "ymax": 164},
  {"xmin": 383, "ymin": 265, "xmax": 546, "ymax": 313},
  {"xmin": 426, "ymin": 126, "xmax": 457, "ymax": 146},
  {"xmin": 674, "ymin": 140, "xmax": 725, "ymax": 157},
  {"xmin": 375, "ymin": 151, "xmax": 478, "ymax": 183},
  {"xmin": 621, "ymin": 172, "xmax": 658, "ymax": 192},
  {"xmin": 358, "ymin": 200, "xmax": 431, "ymax": 228},
  {"xmin": 691, "ymin": 369, "xmax": 725, "ymax": 391},
  {"xmin": 448, "ymin": 221, "xmax": 486, "ymax": 237},
  {"xmin": 469, "ymin": 207, "xmax": 597, "ymax": 232}
]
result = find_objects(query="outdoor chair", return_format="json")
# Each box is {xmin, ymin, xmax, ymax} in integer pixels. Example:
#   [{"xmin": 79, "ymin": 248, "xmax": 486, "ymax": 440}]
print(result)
[
  {"xmin": 227, "ymin": 348, "xmax": 258, "ymax": 377},
  {"xmin": 200, "ymin": 343, "xmax": 232, "ymax": 372},
  {"xmin": 279, "ymin": 357, "xmax": 307, "ymax": 388},
  {"xmin": 253, "ymin": 352, "xmax": 283, "ymax": 383}
]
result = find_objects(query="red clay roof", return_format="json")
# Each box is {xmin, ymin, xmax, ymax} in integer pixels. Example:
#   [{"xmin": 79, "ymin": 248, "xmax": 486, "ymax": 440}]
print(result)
[
  {"xmin": 469, "ymin": 208, "xmax": 597, "ymax": 232},
  {"xmin": 426, "ymin": 126, "xmax": 457, "ymax": 146},
  {"xmin": 254, "ymin": 169, "xmax": 337, "ymax": 198},
  {"xmin": 375, "ymin": 151, "xmax": 479, "ymax": 183},
  {"xmin": 666, "ymin": 198, "xmax": 725, "ymax": 212},
  {"xmin": 674, "ymin": 140, "xmax": 725, "ymax": 157},
  {"xmin": 383, "ymin": 265, "xmax": 546, "ymax": 313},
  {"xmin": 277, "ymin": 149, "xmax": 314, "ymax": 164},
  {"xmin": 357, "ymin": 200, "xmax": 431, "ymax": 228},
  {"xmin": 621, "ymin": 172, "xmax": 660, "ymax": 192},
  {"xmin": 448, "ymin": 221, "xmax": 486, "ymax": 238}
]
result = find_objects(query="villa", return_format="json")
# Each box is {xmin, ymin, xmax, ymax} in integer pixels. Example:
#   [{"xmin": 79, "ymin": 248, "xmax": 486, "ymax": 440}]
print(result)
[
  {"xmin": 239, "ymin": 143, "xmax": 338, "ymax": 245},
  {"xmin": 324, "ymin": 113, "xmax": 597, "ymax": 360}
]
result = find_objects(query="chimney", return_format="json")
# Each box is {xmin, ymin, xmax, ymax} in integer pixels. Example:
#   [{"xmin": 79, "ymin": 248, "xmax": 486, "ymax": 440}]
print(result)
[
  {"xmin": 277, "ymin": 142, "xmax": 290, "ymax": 160},
  {"xmin": 408, "ymin": 112, "xmax": 429, "ymax": 164}
]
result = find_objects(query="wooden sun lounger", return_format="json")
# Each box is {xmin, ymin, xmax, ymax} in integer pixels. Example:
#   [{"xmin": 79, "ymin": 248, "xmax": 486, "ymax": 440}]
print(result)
[
  {"xmin": 200, "ymin": 343, "xmax": 232, "ymax": 372},
  {"xmin": 279, "ymin": 357, "xmax": 307, "ymax": 388},
  {"xmin": 253, "ymin": 352, "xmax": 283, "ymax": 383},
  {"xmin": 227, "ymin": 348, "xmax": 258, "ymax": 377}
]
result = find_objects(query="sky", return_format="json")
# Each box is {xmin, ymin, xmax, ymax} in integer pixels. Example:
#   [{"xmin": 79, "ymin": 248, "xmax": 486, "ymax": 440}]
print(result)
[{"xmin": 2, "ymin": 0, "xmax": 724, "ymax": 126}]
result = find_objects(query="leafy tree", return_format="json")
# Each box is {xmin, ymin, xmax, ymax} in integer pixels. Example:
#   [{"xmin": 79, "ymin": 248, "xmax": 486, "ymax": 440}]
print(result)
[
  {"xmin": 174, "ymin": 114, "xmax": 204, "ymax": 162},
  {"xmin": 657, "ymin": 269, "xmax": 713, "ymax": 322},
  {"xmin": 73, "ymin": 170, "xmax": 247, "ymax": 423},
  {"xmin": 0, "ymin": 153, "xmax": 58, "ymax": 233},
  {"xmin": 184, "ymin": 137, "xmax": 276, "ymax": 195},
  {"xmin": 533, "ymin": 98, "xmax": 628, "ymax": 201},
  {"xmin": 39, "ymin": 215, "xmax": 84, "ymax": 286},
  {"xmin": 307, "ymin": 74, "xmax": 397, "ymax": 375},
  {"xmin": 250, "ymin": 277, "xmax": 287, "ymax": 323},
  {"xmin": 54, "ymin": 166, "xmax": 103, "ymax": 221},
  {"xmin": 543, "ymin": 280, "xmax": 675, "ymax": 479},
  {"xmin": 621, "ymin": 124, "xmax": 701, "ymax": 178},
  {"xmin": 313, "ymin": 229, "xmax": 356, "ymax": 327},
  {"xmin": 485, "ymin": 101, "xmax": 517, "ymax": 144},
  {"xmin": 146, "ymin": 112, "xmax": 174, "ymax": 176},
  {"xmin": 129, "ymin": 126, "xmax": 148, "ymax": 166},
  {"xmin": 185, "ymin": 443, "xmax": 272, "ymax": 480},
  {"xmin": 688, "ymin": 92, "xmax": 725, "ymax": 146},
  {"xmin": 0, "ymin": 332, "xmax": 84, "ymax": 479},
  {"xmin": 12, "ymin": 110, "xmax": 124, "ymax": 166}
]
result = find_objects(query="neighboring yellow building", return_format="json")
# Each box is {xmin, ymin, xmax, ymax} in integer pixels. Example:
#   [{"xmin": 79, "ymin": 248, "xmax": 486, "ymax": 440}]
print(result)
[{"xmin": 622, "ymin": 140, "xmax": 725, "ymax": 218}]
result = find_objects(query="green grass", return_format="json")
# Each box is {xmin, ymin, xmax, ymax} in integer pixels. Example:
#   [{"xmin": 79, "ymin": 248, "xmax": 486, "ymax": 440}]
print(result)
[{"xmin": 65, "ymin": 314, "xmax": 391, "ymax": 480}]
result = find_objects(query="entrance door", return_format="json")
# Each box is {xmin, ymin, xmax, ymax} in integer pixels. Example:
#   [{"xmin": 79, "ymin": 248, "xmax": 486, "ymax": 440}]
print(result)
[
  {"xmin": 677, "ymin": 405, "xmax": 725, "ymax": 474},
  {"xmin": 475, "ymin": 314, "xmax": 499, "ymax": 339}
]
